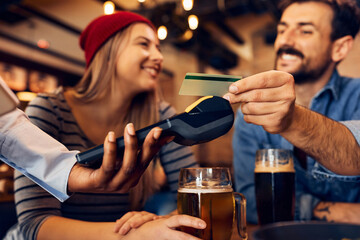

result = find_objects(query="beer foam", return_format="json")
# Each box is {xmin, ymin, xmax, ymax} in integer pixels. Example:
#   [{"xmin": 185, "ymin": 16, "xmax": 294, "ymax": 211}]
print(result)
[
  {"xmin": 254, "ymin": 164, "xmax": 295, "ymax": 173},
  {"xmin": 178, "ymin": 187, "xmax": 233, "ymax": 194}
]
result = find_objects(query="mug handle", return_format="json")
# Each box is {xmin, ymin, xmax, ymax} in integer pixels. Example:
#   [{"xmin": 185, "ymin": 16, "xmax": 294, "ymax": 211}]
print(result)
[{"xmin": 234, "ymin": 192, "xmax": 247, "ymax": 239}]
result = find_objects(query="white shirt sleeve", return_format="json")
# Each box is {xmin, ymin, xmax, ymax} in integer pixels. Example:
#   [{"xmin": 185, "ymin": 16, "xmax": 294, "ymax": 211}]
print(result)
[
  {"xmin": 0, "ymin": 108, "xmax": 78, "ymax": 202},
  {"xmin": 341, "ymin": 121, "xmax": 360, "ymax": 146}
]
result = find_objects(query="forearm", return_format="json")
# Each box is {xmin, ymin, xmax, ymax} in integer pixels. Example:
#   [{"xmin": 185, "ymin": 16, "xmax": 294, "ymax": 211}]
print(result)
[
  {"xmin": 313, "ymin": 202, "xmax": 360, "ymax": 224},
  {"xmin": 37, "ymin": 216, "xmax": 122, "ymax": 240},
  {"xmin": 0, "ymin": 109, "xmax": 76, "ymax": 201},
  {"xmin": 281, "ymin": 105, "xmax": 360, "ymax": 175}
]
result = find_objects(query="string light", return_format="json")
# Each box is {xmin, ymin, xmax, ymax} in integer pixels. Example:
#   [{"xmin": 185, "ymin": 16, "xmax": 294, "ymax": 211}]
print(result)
[
  {"xmin": 103, "ymin": 1, "xmax": 115, "ymax": 15},
  {"xmin": 188, "ymin": 15, "xmax": 198, "ymax": 30},
  {"xmin": 180, "ymin": 29, "xmax": 193, "ymax": 41},
  {"xmin": 37, "ymin": 39, "xmax": 50, "ymax": 49},
  {"xmin": 182, "ymin": 0, "xmax": 193, "ymax": 11},
  {"xmin": 157, "ymin": 26, "xmax": 167, "ymax": 40}
]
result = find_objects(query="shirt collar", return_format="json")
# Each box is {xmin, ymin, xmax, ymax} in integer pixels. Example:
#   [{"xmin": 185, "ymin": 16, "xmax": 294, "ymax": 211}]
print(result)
[{"xmin": 313, "ymin": 69, "xmax": 340, "ymax": 101}]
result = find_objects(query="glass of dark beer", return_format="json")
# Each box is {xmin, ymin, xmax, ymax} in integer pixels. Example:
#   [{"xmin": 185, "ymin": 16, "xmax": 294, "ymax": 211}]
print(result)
[
  {"xmin": 255, "ymin": 149, "xmax": 295, "ymax": 225},
  {"xmin": 177, "ymin": 167, "xmax": 247, "ymax": 240}
]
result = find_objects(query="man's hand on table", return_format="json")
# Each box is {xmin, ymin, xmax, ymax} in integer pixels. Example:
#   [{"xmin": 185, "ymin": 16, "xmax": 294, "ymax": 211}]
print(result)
[{"xmin": 313, "ymin": 202, "xmax": 360, "ymax": 224}]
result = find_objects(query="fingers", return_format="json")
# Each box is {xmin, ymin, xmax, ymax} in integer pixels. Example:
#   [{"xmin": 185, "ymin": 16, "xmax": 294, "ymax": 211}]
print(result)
[
  {"xmin": 241, "ymin": 101, "xmax": 292, "ymax": 116},
  {"xmin": 102, "ymin": 131, "xmax": 117, "ymax": 171},
  {"xmin": 96, "ymin": 124, "xmax": 173, "ymax": 193},
  {"xmin": 243, "ymin": 109, "xmax": 294, "ymax": 134},
  {"xmin": 149, "ymin": 215, "xmax": 205, "ymax": 240},
  {"xmin": 121, "ymin": 123, "xmax": 138, "ymax": 176},
  {"xmin": 104, "ymin": 123, "xmax": 140, "ymax": 192},
  {"xmin": 115, "ymin": 126, "xmax": 162, "ymax": 189},
  {"xmin": 114, "ymin": 218, "xmax": 127, "ymax": 233},
  {"xmin": 96, "ymin": 131, "xmax": 117, "ymax": 186},
  {"xmin": 231, "ymin": 70, "xmax": 294, "ymax": 94},
  {"xmin": 224, "ymin": 70, "xmax": 295, "ymax": 104},
  {"xmin": 165, "ymin": 215, "xmax": 206, "ymax": 230},
  {"xmin": 114, "ymin": 211, "xmax": 136, "ymax": 233},
  {"xmin": 138, "ymin": 127, "xmax": 171, "ymax": 170},
  {"xmin": 116, "ymin": 211, "xmax": 158, "ymax": 235},
  {"xmin": 93, "ymin": 123, "xmax": 175, "ymax": 193},
  {"xmin": 222, "ymin": 70, "xmax": 295, "ymax": 134},
  {"xmin": 127, "ymin": 212, "xmax": 157, "ymax": 228},
  {"xmin": 141, "ymin": 127, "xmax": 162, "ymax": 160}
]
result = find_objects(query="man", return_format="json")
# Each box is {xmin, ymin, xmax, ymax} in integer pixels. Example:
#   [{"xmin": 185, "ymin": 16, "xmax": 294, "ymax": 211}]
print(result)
[
  {"xmin": 224, "ymin": 71, "xmax": 360, "ymax": 175},
  {"xmin": 225, "ymin": 0, "xmax": 360, "ymax": 224}
]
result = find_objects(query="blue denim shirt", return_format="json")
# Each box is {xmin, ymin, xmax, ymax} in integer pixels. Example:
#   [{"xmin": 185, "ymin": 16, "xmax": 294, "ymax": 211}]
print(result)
[{"xmin": 233, "ymin": 70, "xmax": 360, "ymax": 224}]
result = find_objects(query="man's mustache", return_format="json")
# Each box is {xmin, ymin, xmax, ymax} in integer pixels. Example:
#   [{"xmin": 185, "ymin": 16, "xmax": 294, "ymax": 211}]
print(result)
[{"xmin": 277, "ymin": 46, "xmax": 304, "ymax": 59}]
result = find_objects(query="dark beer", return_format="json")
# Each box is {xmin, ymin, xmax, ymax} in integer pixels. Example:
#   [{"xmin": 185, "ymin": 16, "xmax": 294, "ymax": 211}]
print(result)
[
  {"xmin": 255, "ymin": 170, "xmax": 295, "ymax": 225},
  {"xmin": 177, "ymin": 187, "xmax": 234, "ymax": 240}
]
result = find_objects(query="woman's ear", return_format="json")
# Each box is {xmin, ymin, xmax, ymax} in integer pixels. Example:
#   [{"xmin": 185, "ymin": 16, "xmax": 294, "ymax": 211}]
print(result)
[{"xmin": 332, "ymin": 35, "xmax": 354, "ymax": 62}]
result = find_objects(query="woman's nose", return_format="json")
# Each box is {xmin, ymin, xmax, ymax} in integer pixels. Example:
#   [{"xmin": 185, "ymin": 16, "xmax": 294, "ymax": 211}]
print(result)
[{"xmin": 151, "ymin": 48, "xmax": 163, "ymax": 63}]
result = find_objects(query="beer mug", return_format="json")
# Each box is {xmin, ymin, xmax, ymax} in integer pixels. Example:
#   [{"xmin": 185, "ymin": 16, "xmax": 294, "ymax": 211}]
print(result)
[
  {"xmin": 177, "ymin": 167, "xmax": 247, "ymax": 240},
  {"xmin": 255, "ymin": 149, "xmax": 295, "ymax": 225}
]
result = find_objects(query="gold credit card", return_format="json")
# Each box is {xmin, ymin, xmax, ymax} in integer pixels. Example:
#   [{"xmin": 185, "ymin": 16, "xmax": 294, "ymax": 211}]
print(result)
[{"xmin": 179, "ymin": 73, "xmax": 242, "ymax": 97}]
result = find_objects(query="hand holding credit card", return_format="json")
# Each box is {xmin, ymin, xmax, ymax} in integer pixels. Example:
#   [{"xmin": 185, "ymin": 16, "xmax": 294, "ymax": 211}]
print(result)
[{"xmin": 179, "ymin": 73, "xmax": 242, "ymax": 97}]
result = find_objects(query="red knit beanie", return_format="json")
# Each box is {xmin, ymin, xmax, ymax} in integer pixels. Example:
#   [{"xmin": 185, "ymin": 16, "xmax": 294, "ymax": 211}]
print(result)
[{"xmin": 80, "ymin": 11, "xmax": 154, "ymax": 67}]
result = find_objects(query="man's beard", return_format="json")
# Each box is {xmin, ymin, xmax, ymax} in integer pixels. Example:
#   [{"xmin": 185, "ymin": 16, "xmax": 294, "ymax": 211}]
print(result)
[
  {"xmin": 275, "ymin": 46, "xmax": 332, "ymax": 84},
  {"xmin": 290, "ymin": 62, "xmax": 332, "ymax": 84}
]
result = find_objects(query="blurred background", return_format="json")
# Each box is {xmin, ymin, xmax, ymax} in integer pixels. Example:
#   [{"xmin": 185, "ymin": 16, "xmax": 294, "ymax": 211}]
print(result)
[
  {"xmin": 0, "ymin": 0, "xmax": 360, "ymax": 169},
  {"xmin": 1, "ymin": 0, "xmax": 360, "ymax": 235}
]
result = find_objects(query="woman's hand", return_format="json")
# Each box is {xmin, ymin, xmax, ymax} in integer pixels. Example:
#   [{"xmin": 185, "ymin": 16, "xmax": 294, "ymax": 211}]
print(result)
[
  {"xmin": 114, "ymin": 211, "xmax": 158, "ymax": 235},
  {"xmin": 121, "ymin": 214, "xmax": 206, "ymax": 240},
  {"xmin": 68, "ymin": 123, "xmax": 174, "ymax": 194}
]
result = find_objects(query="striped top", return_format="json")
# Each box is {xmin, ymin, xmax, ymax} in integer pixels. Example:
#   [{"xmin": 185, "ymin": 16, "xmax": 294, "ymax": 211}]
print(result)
[{"xmin": 9, "ymin": 88, "xmax": 198, "ymax": 240}]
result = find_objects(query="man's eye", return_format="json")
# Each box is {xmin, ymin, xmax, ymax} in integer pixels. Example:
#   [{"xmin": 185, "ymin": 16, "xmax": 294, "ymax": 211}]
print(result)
[
  {"xmin": 301, "ymin": 30, "xmax": 313, "ymax": 34},
  {"xmin": 277, "ymin": 27, "xmax": 285, "ymax": 34}
]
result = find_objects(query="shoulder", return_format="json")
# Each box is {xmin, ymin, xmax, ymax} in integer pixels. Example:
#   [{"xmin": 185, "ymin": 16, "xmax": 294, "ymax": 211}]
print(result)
[
  {"xmin": 25, "ymin": 88, "xmax": 69, "ymax": 116},
  {"xmin": 336, "ymin": 76, "xmax": 360, "ymax": 102},
  {"xmin": 25, "ymin": 93, "xmax": 59, "ymax": 122},
  {"xmin": 24, "ymin": 88, "xmax": 71, "ymax": 137},
  {"xmin": 339, "ymin": 76, "xmax": 360, "ymax": 89}
]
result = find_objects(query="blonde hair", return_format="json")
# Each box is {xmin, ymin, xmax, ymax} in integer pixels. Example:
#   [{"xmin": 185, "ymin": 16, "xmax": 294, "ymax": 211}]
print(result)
[{"xmin": 72, "ymin": 24, "xmax": 161, "ymax": 209}]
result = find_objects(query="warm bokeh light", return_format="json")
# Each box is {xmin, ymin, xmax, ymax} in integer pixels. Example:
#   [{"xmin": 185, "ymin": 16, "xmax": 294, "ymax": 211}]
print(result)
[
  {"xmin": 37, "ymin": 39, "xmax": 50, "ymax": 49},
  {"xmin": 138, "ymin": 0, "xmax": 145, "ymax": 2},
  {"xmin": 188, "ymin": 15, "xmax": 198, "ymax": 30},
  {"xmin": 180, "ymin": 29, "xmax": 193, "ymax": 41},
  {"xmin": 103, "ymin": 1, "xmax": 115, "ymax": 15},
  {"xmin": 182, "ymin": 0, "xmax": 193, "ymax": 11},
  {"xmin": 157, "ymin": 26, "xmax": 167, "ymax": 40},
  {"xmin": 16, "ymin": 91, "xmax": 37, "ymax": 102}
]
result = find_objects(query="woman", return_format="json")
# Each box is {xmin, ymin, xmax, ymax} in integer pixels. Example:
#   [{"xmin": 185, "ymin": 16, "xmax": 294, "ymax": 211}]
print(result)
[{"xmin": 6, "ymin": 11, "xmax": 201, "ymax": 240}]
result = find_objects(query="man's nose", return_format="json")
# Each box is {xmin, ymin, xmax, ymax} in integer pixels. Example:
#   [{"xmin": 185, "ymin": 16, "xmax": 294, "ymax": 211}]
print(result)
[{"xmin": 276, "ymin": 29, "xmax": 297, "ymax": 47}]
